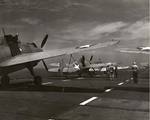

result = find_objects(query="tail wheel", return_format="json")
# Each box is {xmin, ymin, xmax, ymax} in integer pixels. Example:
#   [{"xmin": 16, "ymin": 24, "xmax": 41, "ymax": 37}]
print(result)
[
  {"xmin": 1, "ymin": 75, "xmax": 10, "ymax": 87},
  {"xmin": 33, "ymin": 76, "xmax": 42, "ymax": 86}
]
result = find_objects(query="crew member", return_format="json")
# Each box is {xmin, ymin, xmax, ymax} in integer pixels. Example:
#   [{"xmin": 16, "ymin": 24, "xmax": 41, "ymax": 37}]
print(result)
[
  {"xmin": 114, "ymin": 64, "xmax": 118, "ymax": 78},
  {"xmin": 80, "ymin": 55, "xmax": 86, "ymax": 67},
  {"xmin": 107, "ymin": 63, "xmax": 115, "ymax": 80},
  {"xmin": 131, "ymin": 61, "xmax": 139, "ymax": 84}
]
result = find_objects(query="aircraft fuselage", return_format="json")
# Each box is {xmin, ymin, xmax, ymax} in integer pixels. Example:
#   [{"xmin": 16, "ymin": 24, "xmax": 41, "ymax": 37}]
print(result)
[
  {"xmin": 137, "ymin": 47, "xmax": 150, "ymax": 52},
  {"xmin": 76, "ymin": 44, "xmax": 93, "ymax": 49}
]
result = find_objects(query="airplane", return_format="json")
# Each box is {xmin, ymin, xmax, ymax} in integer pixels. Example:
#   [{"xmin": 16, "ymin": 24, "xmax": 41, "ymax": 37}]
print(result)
[
  {"xmin": 75, "ymin": 44, "xmax": 95, "ymax": 49},
  {"xmin": 0, "ymin": 29, "xmax": 119, "ymax": 86},
  {"xmin": 136, "ymin": 47, "xmax": 150, "ymax": 52},
  {"xmin": 48, "ymin": 56, "xmax": 129, "ymax": 75},
  {"xmin": 117, "ymin": 46, "xmax": 150, "ymax": 54},
  {"xmin": 75, "ymin": 39, "xmax": 120, "ymax": 49}
]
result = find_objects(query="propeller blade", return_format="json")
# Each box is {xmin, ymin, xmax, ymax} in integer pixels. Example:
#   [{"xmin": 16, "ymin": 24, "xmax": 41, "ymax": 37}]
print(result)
[
  {"xmin": 89, "ymin": 55, "xmax": 93, "ymax": 62},
  {"xmin": 42, "ymin": 60, "xmax": 49, "ymax": 71},
  {"xmin": 41, "ymin": 34, "xmax": 48, "ymax": 48}
]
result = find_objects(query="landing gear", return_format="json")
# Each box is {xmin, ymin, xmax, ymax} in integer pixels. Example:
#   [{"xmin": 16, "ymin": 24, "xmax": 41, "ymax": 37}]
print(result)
[
  {"xmin": 26, "ymin": 64, "xmax": 42, "ymax": 86},
  {"xmin": 1, "ymin": 75, "xmax": 10, "ymax": 87}
]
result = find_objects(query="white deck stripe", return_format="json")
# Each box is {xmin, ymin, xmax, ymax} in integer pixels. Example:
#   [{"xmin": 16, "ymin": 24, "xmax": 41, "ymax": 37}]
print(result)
[
  {"xmin": 80, "ymin": 97, "xmax": 98, "ymax": 106},
  {"xmin": 77, "ymin": 77, "xmax": 84, "ymax": 80},
  {"xmin": 62, "ymin": 79, "xmax": 71, "ymax": 82},
  {"xmin": 118, "ymin": 82, "xmax": 124, "ymax": 85},
  {"xmin": 105, "ymin": 89, "xmax": 112, "ymax": 92},
  {"xmin": 42, "ymin": 82, "xmax": 53, "ymax": 85}
]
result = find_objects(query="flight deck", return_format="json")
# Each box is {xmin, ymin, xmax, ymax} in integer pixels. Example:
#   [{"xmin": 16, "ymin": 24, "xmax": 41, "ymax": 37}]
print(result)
[{"xmin": 0, "ymin": 69, "xmax": 149, "ymax": 120}]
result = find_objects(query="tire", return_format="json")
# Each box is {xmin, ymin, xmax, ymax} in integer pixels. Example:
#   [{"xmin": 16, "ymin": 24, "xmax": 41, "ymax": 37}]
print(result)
[
  {"xmin": 33, "ymin": 76, "xmax": 42, "ymax": 86},
  {"xmin": 1, "ymin": 76, "xmax": 10, "ymax": 87}
]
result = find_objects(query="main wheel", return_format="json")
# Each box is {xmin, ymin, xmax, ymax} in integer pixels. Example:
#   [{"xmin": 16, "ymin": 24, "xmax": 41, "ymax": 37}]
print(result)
[
  {"xmin": 1, "ymin": 75, "xmax": 10, "ymax": 87},
  {"xmin": 33, "ymin": 76, "xmax": 42, "ymax": 86}
]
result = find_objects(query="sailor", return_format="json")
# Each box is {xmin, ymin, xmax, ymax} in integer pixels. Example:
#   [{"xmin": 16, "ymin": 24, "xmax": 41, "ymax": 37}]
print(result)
[
  {"xmin": 114, "ymin": 64, "xmax": 118, "ymax": 78},
  {"xmin": 107, "ymin": 63, "xmax": 115, "ymax": 80},
  {"xmin": 78, "ymin": 55, "xmax": 85, "ymax": 76},
  {"xmin": 131, "ymin": 61, "xmax": 139, "ymax": 84},
  {"xmin": 80, "ymin": 55, "xmax": 86, "ymax": 67},
  {"xmin": 106, "ymin": 64, "xmax": 110, "ymax": 75}
]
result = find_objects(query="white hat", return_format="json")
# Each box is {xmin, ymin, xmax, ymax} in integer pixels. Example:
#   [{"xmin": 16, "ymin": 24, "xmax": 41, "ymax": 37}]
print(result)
[{"xmin": 133, "ymin": 61, "xmax": 136, "ymax": 65}]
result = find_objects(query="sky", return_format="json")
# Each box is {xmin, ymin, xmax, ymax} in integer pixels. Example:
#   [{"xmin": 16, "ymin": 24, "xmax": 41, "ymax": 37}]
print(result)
[{"xmin": 0, "ymin": 0, "xmax": 149, "ymax": 65}]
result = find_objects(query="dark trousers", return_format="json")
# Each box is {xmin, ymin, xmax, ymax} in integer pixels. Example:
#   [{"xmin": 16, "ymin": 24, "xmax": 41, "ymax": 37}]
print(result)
[{"xmin": 133, "ymin": 72, "xmax": 138, "ymax": 84}]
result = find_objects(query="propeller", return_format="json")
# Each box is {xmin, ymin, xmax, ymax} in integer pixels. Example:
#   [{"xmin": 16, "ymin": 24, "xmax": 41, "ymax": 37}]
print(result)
[
  {"xmin": 41, "ymin": 34, "xmax": 48, "ymax": 48},
  {"xmin": 88, "ymin": 55, "xmax": 96, "ymax": 73},
  {"xmin": 40, "ymin": 34, "xmax": 49, "ymax": 71},
  {"xmin": 42, "ymin": 60, "xmax": 49, "ymax": 71}
]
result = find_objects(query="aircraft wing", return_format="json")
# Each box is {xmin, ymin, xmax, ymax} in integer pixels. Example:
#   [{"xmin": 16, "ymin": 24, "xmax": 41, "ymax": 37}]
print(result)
[
  {"xmin": 0, "ymin": 40, "xmax": 119, "ymax": 67},
  {"xmin": 118, "ymin": 48, "xmax": 150, "ymax": 55}
]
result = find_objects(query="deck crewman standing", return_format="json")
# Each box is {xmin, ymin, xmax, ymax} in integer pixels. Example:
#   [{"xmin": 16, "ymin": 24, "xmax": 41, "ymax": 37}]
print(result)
[
  {"xmin": 106, "ymin": 63, "xmax": 115, "ymax": 80},
  {"xmin": 114, "ymin": 64, "xmax": 118, "ymax": 78},
  {"xmin": 131, "ymin": 61, "xmax": 139, "ymax": 84}
]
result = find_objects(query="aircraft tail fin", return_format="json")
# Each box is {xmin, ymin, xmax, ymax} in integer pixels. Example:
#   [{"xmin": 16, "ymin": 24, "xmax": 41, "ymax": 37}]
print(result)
[{"xmin": 1, "ymin": 28, "xmax": 21, "ymax": 56}]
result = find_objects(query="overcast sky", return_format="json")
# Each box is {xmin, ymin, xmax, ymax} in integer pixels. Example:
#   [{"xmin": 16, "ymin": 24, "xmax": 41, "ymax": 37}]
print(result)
[{"xmin": 0, "ymin": 0, "xmax": 149, "ymax": 50}]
